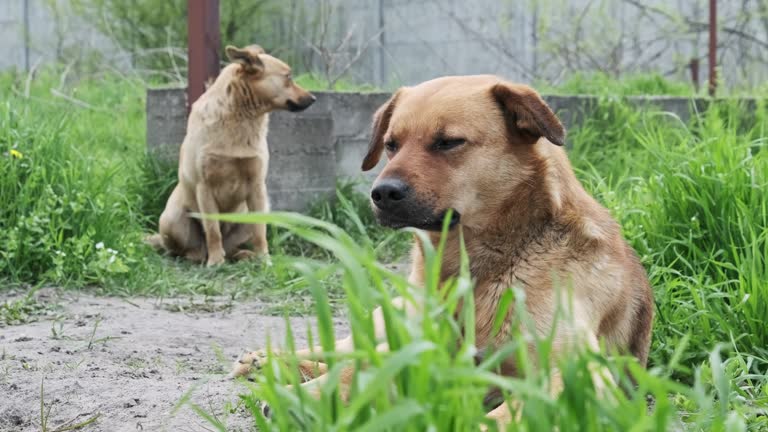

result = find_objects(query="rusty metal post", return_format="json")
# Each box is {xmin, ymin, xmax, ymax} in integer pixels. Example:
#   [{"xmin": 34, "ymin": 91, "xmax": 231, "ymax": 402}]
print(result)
[
  {"xmin": 689, "ymin": 58, "xmax": 700, "ymax": 92},
  {"xmin": 708, "ymin": 0, "xmax": 717, "ymax": 96},
  {"xmin": 23, "ymin": 0, "xmax": 30, "ymax": 72},
  {"xmin": 187, "ymin": 0, "xmax": 220, "ymax": 110}
]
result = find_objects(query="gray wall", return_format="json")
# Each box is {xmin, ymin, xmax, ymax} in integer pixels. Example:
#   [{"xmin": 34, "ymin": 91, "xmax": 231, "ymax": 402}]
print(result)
[{"xmin": 146, "ymin": 87, "xmax": 741, "ymax": 211}]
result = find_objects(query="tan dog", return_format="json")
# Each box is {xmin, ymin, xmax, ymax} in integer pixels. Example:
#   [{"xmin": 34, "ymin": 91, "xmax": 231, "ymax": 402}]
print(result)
[
  {"xmin": 146, "ymin": 44, "xmax": 315, "ymax": 266},
  {"xmin": 232, "ymin": 76, "xmax": 653, "ymax": 426}
]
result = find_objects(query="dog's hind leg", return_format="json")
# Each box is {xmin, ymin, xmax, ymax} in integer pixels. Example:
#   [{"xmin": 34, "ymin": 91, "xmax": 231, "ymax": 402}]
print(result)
[
  {"xmin": 157, "ymin": 187, "xmax": 207, "ymax": 263},
  {"xmin": 144, "ymin": 233, "xmax": 166, "ymax": 252},
  {"xmin": 160, "ymin": 214, "xmax": 206, "ymax": 263}
]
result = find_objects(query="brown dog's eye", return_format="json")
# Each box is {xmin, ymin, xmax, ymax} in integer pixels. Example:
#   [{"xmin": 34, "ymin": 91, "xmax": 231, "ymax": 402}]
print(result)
[
  {"xmin": 433, "ymin": 138, "xmax": 466, "ymax": 151},
  {"xmin": 385, "ymin": 139, "xmax": 398, "ymax": 152}
]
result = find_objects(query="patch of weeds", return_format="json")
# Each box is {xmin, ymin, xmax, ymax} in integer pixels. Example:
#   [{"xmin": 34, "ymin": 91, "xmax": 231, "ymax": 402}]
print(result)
[
  {"xmin": 39, "ymin": 376, "xmax": 101, "ymax": 432},
  {"xmin": 49, "ymin": 319, "xmax": 68, "ymax": 340},
  {"xmin": 83, "ymin": 318, "xmax": 119, "ymax": 350},
  {"xmin": 174, "ymin": 359, "xmax": 191, "ymax": 375},
  {"xmin": 0, "ymin": 294, "xmax": 58, "ymax": 327},
  {"xmin": 125, "ymin": 357, "xmax": 148, "ymax": 371},
  {"xmin": 0, "ymin": 365, "xmax": 10, "ymax": 384},
  {"xmin": 63, "ymin": 358, "xmax": 86, "ymax": 372},
  {"xmin": 160, "ymin": 297, "xmax": 234, "ymax": 314}
]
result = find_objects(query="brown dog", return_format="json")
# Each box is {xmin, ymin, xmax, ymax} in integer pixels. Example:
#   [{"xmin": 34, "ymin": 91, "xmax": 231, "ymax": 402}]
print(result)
[
  {"xmin": 232, "ymin": 75, "xmax": 653, "ymax": 426},
  {"xmin": 146, "ymin": 44, "xmax": 315, "ymax": 266}
]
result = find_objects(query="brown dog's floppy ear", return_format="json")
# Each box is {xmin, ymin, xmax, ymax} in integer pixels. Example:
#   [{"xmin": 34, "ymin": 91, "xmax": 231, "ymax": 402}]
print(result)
[
  {"xmin": 361, "ymin": 90, "xmax": 401, "ymax": 171},
  {"xmin": 225, "ymin": 45, "xmax": 264, "ymax": 74},
  {"xmin": 491, "ymin": 82, "xmax": 565, "ymax": 146}
]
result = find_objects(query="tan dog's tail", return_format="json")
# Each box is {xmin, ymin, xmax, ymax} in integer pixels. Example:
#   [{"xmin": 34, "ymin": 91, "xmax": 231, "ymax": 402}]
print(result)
[{"xmin": 144, "ymin": 233, "xmax": 166, "ymax": 252}]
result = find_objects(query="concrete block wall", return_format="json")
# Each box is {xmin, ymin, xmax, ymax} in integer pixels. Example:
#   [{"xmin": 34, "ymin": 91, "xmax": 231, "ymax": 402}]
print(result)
[{"xmin": 146, "ymin": 87, "xmax": 756, "ymax": 211}]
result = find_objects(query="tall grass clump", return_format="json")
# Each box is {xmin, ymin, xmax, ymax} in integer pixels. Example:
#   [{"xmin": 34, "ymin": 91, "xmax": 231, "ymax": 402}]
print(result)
[
  {"xmin": 0, "ymin": 71, "xmax": 145, "ymax": 285},
  {"xmin": 193, "ymin": 210, "xmax": 759, "ymax": 431},
  {"xmin": 569, "ymin": 99, "xmax": 768, "ymax": 397},
  {"xmin": 634, "ymin": 103, "xmax": 768, "ymax": 375}
]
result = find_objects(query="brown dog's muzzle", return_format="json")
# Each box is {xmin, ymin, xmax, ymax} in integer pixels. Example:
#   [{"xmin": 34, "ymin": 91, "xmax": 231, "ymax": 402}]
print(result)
[{"xmin": 370, "ymin": 177, "xmax": 459, "ymax": 231}]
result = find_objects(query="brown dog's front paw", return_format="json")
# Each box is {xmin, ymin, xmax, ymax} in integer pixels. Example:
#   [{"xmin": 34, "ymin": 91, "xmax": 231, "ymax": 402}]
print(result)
[{"xmin": 229, "ymin": 350, "xmax": 270, "ymax": 379}]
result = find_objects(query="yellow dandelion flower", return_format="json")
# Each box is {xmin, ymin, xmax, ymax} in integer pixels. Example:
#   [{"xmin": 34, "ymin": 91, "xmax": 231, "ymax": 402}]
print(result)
[{"xmin": 10, "ymin": 149, "xmax": 23, "ymax": 159}]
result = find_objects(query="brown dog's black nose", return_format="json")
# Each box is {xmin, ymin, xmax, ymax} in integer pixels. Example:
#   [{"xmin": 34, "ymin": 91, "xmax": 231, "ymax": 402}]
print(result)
[{"xmin": 371, "ymin": 178, "xmax": 410, "ymax": 210}]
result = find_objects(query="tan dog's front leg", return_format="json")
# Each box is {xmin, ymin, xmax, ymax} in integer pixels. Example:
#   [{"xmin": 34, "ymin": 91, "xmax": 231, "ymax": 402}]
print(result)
[
  {"xmin": 230, "ymin": 336, "xmax": 354, "ymax": 380},
  {"xmin": 196, "ymin": 184, "xmax": 225, "ymax": 266},
  {"xmin": 235, "ymin": 296, "xmax": 417, "ymax": 419},
  {"xmin": 246, "ymin": 182, "xmax": 269, "ymax": 256},
  {"xmin": 296, "ymin": 340, "xmax": 388, "ymax": 403},
  {"xmin": 278, "ymin": 297, "xmax": 415, "ymax": 403}
]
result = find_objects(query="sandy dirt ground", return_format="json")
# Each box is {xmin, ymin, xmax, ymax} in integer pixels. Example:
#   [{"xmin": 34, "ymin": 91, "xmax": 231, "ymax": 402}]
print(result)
[{"xmin": 0, "ymin": 290, "xmax": 348, "ymax": 432}]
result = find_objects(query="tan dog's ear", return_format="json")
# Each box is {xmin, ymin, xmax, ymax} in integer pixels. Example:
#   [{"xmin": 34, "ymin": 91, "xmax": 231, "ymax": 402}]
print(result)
[
  {"xmin": 244, "ymin": 44, "xmax": 265, "ymax": 54},
  {"xmin": 362, "ymin": 90, "xmax": 401, "ymax": 171},
  {"xmin": 491, "ymin": 82, "xmax": 565, "ymax": 146},
  {"xmin": 225, "ymin": 45, "xmax": 264, "ymax": 74}
]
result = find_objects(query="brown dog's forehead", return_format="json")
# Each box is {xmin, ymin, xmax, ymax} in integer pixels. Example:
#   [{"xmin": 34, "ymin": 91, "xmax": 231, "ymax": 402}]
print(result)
[{"xmin": 387, "ymin": 75, "xmax": 505, "ymax": 141}]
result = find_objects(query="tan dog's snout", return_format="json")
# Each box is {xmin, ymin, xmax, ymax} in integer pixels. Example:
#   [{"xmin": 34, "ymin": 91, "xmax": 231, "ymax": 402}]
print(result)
[
  {"xmin": 286, "ymin": 91, "xmax": 316, "ymax": 112},
  {"xmin": 370, "ymin": 177, "xmax": 459, "ymax": 231},
  {"xmin": 371, "ymin": 177, "xmax": 411, "ymax": 212}
]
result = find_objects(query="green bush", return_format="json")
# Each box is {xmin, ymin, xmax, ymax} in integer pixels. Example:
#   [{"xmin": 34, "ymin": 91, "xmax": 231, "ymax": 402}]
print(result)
[
  {"xmin": 540, "ymin": 72, "xmax": 695, "ymax": 96},
  {"xmin": 0, "ymin": 101, "xmax": 136, "ymax": 284},
  {"xmin": 0, "ymin": 70, "xmax": 146, "ymax": 285},
  {"xmin": 70, "ymin": 0, "xmax": 287, "ymax": 79}
]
